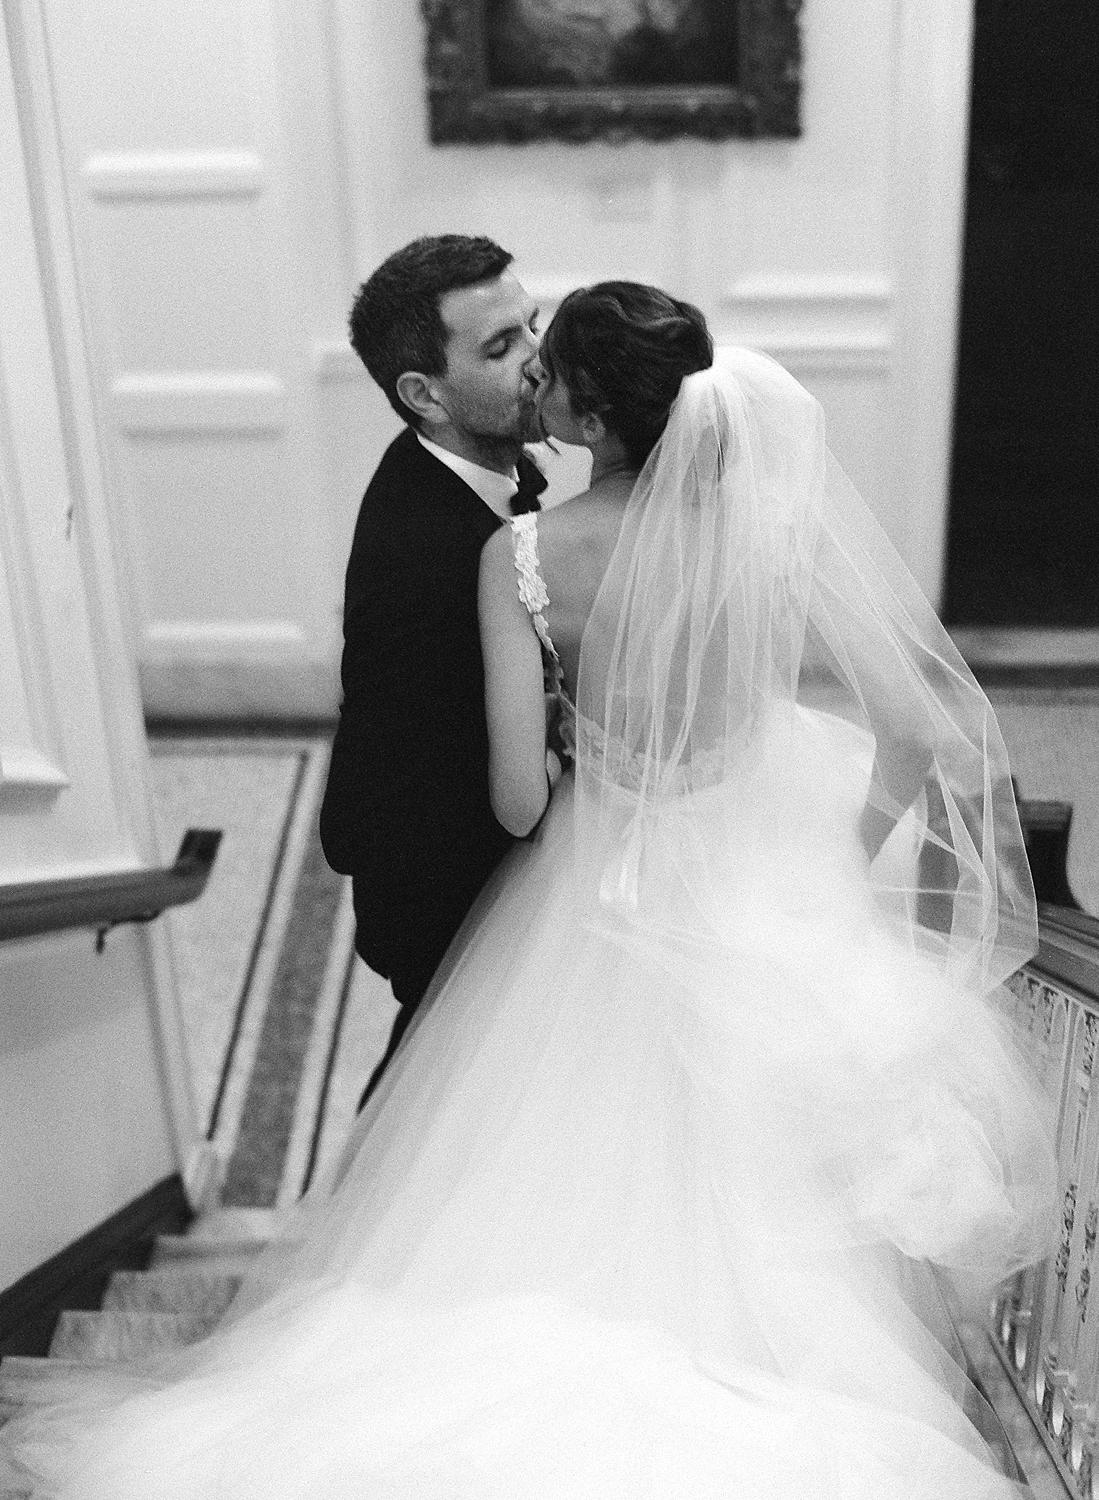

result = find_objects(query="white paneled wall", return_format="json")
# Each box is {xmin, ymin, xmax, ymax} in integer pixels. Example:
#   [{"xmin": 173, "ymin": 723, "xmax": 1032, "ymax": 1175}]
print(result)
[
  {"xmin": 2, "ymin": 4, "xmax": 206, "ymax": 1287},
  {"xmin": 28, "ymin": 0, "xmax": 967, "ymax": 717}
]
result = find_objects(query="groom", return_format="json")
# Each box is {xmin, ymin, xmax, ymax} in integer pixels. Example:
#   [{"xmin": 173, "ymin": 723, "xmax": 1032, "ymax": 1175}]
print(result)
[{"xmin": 320, "ymin": 234, "xmax": 547, "ymax": 1101}]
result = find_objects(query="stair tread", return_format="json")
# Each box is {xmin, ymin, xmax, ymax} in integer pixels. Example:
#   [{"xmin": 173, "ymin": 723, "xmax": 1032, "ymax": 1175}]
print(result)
[
  {"xmin": 0, "ymin": 1212, "xmax": 279, "ymax": 1442},
  {"xmin": 154, "ymin": 1232, "xmax": 272, "ymax": 1252},
  {"xmin": 148, "ymin": 1206, "xmax": 285, "ymax": 1265},
  {"xmin": 182, "ymin": 1208, "xmax": 284, "ymax": 1240},
  {"xmin": 103, "ymin": 1267, "xmax": 241, "ymax": 1318},
  {"xmin": 49, "ymin": 1307, "xmax": 216, "ymax": 1361},
  {"xmin": 149, "ymin": 1242, "xmax": 269, "ymax": 1278},
  {"xmin": 0, "ymin": 1355, "xmax": 115, "ymax": 1407}
]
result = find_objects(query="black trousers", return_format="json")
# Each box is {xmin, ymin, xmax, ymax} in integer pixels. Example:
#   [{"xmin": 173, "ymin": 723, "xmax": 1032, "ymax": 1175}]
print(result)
[
  {"xmin": 356, "ymin": 942, "xmax": 445, "ymax": 1111},
  {"xmin": 355, "ymin": 891, "xmax": 485, "ymax": 1111}
]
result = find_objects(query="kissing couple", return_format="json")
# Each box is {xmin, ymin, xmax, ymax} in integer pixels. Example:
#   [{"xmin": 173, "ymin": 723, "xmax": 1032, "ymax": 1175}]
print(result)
[{"xmin": 5, "ymin": 235, "xmax": 1057, "ymax": 1496}]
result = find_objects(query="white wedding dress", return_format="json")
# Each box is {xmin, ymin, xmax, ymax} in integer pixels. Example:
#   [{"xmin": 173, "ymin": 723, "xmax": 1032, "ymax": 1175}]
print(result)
[{"xmin": 3, "ymin": 352, "xmax": 1056, "ymax": 1498}]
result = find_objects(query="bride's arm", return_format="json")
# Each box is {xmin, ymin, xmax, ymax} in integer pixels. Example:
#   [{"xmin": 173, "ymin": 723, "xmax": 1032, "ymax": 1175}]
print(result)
[
  {"xmin": 806, "ymin": 569, "xmax": 935, "ymax": 865},
  {"xmin": 857, "ymin": 730, "xmax": 934, "ymax": 863},
  {"xmin": 478, "ymin": 530, "xmax": 552, "ymax": 837}
]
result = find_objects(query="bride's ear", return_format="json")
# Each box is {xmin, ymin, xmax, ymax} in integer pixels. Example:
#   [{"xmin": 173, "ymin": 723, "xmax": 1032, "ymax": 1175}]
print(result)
[{"xmin": 579, "ymin": 410, "xmax": 607, "ymax": 446}]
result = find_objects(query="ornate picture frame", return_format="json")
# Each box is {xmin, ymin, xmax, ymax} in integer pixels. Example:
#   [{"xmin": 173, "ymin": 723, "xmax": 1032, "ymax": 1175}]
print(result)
[{"xmin": 422, "ymin": 1, "xmax": 802, "ymax": 144}]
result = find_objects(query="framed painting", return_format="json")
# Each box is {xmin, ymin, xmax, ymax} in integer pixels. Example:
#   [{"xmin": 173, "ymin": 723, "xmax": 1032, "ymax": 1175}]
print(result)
[{"xmin": 422, "ymin": 0, "xmax": 802, "ymax": 144}]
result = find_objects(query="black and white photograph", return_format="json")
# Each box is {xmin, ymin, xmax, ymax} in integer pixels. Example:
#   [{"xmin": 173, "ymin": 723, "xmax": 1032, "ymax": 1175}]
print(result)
[{"xmin": 0, "ymin": 0, "xmax": 1096, "ymax": 1494}]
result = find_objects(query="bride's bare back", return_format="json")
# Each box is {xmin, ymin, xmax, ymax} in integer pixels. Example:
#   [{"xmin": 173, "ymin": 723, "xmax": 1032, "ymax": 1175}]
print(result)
[
  {"xmin": 478, "ymin": 469, "xmax": 637, "ymax": 836},
  {"xmin": 520, "ymin": 472, "xmax": 637, "ymax": 699}
]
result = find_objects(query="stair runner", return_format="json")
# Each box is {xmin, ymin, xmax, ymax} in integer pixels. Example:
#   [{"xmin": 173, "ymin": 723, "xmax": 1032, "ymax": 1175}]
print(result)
[{"xmin": 0, "ymin": 1211, "xmax": 279, "ymax": 1499}]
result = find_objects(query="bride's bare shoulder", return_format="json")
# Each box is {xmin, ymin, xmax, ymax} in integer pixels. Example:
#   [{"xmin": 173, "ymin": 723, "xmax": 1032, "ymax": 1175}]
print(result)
[
  {"xmin": 534, "ymin": 486, "xmax": 630, "ymax": 607},
  {"xmin": 538, "ymin": 477, "xmax": 632, "ymax": 544}
]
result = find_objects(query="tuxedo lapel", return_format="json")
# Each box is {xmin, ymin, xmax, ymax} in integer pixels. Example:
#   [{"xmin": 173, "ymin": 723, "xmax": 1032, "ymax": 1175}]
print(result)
[{"xmin": 398, "ymin": 428, "xmax": 505, "ymax": 545}]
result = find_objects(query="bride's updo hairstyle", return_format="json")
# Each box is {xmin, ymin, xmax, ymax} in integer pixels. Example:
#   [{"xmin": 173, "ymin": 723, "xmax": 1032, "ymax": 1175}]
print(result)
[{"xmin": 541, "ymin": 282, "xmax": 713, "ymax": 467}]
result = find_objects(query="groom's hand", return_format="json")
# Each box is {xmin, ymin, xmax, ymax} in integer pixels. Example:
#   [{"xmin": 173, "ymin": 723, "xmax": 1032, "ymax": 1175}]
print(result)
[{"xmin": 544, "ymin": 692, "xmax": 573, "ymax": 775}]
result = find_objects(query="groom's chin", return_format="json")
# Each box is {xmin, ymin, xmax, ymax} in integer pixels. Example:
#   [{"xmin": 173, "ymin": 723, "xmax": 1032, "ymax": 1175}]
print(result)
[{"xmin": 517, "ymin": 404, "xmax": 543, "ymax": 446}]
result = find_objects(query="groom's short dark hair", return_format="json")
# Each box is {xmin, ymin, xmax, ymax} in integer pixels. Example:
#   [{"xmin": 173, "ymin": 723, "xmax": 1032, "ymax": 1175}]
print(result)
[{"xmin": 349, "ymin": 235, "xmax": 514, "ymax": 427}]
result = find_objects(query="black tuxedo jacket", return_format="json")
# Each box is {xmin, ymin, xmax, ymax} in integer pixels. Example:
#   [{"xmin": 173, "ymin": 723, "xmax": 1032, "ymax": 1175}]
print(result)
[{"xmin": 320, "ymin": 427, "xmax": 535, "ymax": 990}]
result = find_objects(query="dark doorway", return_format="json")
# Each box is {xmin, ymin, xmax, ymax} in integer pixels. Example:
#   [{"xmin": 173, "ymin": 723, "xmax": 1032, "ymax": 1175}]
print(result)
[{"xmin": 944, "ymin": 0, "xmax": 1099, "ymax": 629}]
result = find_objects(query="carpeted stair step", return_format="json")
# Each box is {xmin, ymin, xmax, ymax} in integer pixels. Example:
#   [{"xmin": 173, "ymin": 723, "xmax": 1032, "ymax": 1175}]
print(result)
[
  {"xmin": 102, "ymin": 1267, "xmax": 241, "ymax": 1321},
  {"xmin": 150, "ymin": 1235, "xmax": 273, "ymax": 1277},
  {"xmin": 151, "ymin": 1207, "xmax": 283, "ymax": 1276},
  {"xmin": 48, "ymin": 1308, "xmax": 214, "ymax": 1362},
  {"xmin": 0, "ymin": 1355, "xmax": 114, "ymax": 1428}
]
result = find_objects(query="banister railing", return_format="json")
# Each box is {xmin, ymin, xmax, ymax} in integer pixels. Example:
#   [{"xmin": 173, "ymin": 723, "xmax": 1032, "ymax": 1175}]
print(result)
[
  {"xmin": 0, "ymin": 829, "xmax": 221, "ymax": 949},
  {"xmin": 991, "ymin": 905, "xmax": 1099, "ymax": 1497}
]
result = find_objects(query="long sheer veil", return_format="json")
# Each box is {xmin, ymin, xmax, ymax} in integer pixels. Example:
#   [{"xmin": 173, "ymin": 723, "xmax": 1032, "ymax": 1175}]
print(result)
[{"xmin": 575, "ymin": 346, "xmax": 1037, "ymax": 996}]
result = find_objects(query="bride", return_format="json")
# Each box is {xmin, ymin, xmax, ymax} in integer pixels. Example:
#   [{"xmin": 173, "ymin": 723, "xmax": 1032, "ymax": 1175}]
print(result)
[{"xmin": 3, "ymin": 284, "xmax": 1056, "ymax": 1497}]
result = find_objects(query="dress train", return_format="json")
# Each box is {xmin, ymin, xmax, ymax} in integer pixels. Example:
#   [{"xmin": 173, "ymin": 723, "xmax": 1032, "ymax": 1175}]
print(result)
[{"xmin": 2, "ymin": 710, "xmax": 1055, "ymax": 1496}]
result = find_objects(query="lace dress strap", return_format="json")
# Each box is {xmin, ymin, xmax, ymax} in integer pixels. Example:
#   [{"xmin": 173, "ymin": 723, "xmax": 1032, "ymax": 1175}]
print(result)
[{"xmin": 510, "ymin": 513, "xmax": 563, "ymax": 694}]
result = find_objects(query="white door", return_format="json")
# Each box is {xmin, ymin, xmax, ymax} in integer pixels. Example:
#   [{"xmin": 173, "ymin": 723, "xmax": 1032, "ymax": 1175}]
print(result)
[{"xmin": 30, "ymin": 0, "xmax": 340, "ymax": 719}]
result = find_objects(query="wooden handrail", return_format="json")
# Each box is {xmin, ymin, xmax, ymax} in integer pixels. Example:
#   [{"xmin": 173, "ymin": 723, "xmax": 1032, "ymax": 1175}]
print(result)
[
  {"xmin": 1038, "ymin": 905, "xmax": 1099, "ymax": 948},
  {"xmin": 1019, "ymin": 795, "xmax": 1080, "ymax": 911},
  {"xmin": 0, "ymin": 829, "xmax": 221, "ymax": 948},
  {"xmin": 1032, "ymin": 903, "xmax": 1099, "ymax": 1002}
]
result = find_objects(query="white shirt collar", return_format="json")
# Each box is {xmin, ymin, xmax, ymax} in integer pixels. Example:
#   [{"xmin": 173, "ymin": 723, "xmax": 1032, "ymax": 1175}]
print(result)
[{"xmin": 416, "ymin": 433, "xmax": 517, "ymax": 519}]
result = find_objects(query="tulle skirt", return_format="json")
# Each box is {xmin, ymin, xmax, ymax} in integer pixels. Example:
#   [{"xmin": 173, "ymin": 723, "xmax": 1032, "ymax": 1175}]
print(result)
[{"xmin": 2, "ymin": 743, "xmax": 1057, "ymax": 1497}]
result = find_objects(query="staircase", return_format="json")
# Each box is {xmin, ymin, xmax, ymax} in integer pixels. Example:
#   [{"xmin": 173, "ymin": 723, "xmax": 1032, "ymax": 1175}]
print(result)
[
  {"xmin": 0, "ymin": 1210, "xmax": 280, "ymax": 1497},
  {"xmin": 0, "ymin": 1208, "xmax": 1071, "ymax": 1498}
]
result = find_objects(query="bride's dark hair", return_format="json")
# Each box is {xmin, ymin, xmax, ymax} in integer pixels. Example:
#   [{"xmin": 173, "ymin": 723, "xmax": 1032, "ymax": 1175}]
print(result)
[{"xmin": 541, "ymin": 282, "xmax": 713, "ymax": 467}]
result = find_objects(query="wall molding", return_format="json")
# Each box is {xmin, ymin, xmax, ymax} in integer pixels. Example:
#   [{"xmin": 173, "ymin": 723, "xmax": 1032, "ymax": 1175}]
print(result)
[
  {"xmin": 744, "ymin": 336, "xmax": 891, "ymax": 377},
  {"xmin": 720, "ymin": 274, "xmax": 892, "ymax": 374},
  {"xmin": 140, "ymin": 655, "xmax": 340, "ymax": 720},
  {"xmin": 0, "ymin": 746, "xmax": 69, "ymax": 794},
  {"xmin": 313, "ymin": 338, "xmax": 362, "ymax": 383},
  {"xmin": 145, "ymin": 620, "xmax": 307, "ymax": 654},
  {"xmin": 0, "ymin": 62, "xmax": 73, "ymax": 797},
  {"xmin": 112, "ymin": 372, "xmax": 286, "ymax": 434},
  {"xmin": 139, "ymin": 621, "xmax": 339, "ymax": 716},
  {"xmin": 84, "ymin": 151, "xmax": 264, "ymax": 202},
  {"xmin": 949, "ymin": 628, "xmax": 1099, "ymax": 671}
]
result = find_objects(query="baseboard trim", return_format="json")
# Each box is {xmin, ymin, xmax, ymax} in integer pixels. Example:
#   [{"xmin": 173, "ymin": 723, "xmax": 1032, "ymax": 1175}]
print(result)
[
  {"xmin": 0, "ymin": 1174, "xmax": 192, "ymax": 1358},
  {"xmin": 145, "ymin": 715, "xmax": 337, "ymax": 739},
  {"xmin": 950, "ymin": 627, "xmax": 1099, "ymax": 675}
]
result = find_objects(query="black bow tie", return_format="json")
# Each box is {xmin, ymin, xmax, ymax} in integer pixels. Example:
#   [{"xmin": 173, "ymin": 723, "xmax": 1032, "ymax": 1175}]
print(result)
[{"xmin": 511, "ymin": 454, "xmax": 547, "ymax": 516}]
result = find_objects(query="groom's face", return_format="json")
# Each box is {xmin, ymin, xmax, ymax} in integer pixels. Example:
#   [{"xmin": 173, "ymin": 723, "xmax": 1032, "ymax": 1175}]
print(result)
[{"xmin": 431, "ymin": 272, "xmax": 541, "ymax": 449}]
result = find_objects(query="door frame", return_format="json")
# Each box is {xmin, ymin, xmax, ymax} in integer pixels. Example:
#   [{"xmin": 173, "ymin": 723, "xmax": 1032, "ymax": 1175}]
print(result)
[{"xmin": 888, "ymin": 0, "xmax": 975, "ymax": 614}]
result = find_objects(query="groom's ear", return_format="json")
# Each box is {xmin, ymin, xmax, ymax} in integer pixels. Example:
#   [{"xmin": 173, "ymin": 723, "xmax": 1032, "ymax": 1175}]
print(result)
[{"xmin": 395, "ymin": 371, "xmax": 449, "ymax": 429}]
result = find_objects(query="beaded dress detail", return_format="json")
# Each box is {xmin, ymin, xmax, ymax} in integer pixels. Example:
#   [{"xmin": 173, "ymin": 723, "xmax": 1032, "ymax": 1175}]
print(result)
[{"xmin": 510, "ymin": 512, "xmax": 575, "ymax": 761}]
